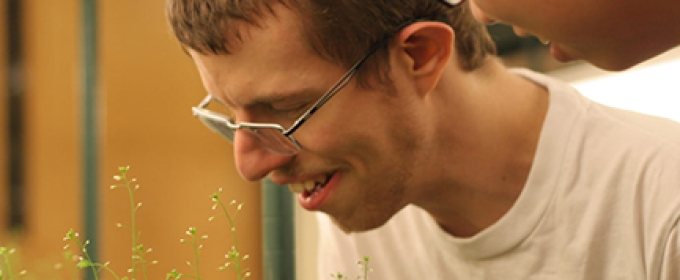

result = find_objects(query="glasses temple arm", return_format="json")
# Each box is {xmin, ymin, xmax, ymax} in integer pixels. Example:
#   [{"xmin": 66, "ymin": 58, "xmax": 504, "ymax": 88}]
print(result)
[
  {"xmin": 283, "ymin": 19, "xmax": 420, "ymax": 136},
  {"xmin": 283, "ymin": 64, "xmax": 361, "ymax": 136}
]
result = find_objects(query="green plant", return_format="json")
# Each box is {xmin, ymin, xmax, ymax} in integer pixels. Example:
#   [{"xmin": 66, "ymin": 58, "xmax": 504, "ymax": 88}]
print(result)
[
  {"xmin": 331, "ymin": 256, "xmax": 372, "ymax": 280},
  {"xmin": 358, "ymin": 256, "xmax": 372, "ymax": 280},
  {"xmin": 0, "ymin": 247, "xmax": 27, "ymax": 280},
  {"xmin": 212, "ymin": 190, "xmax": 250, "ymax": 280},
  {"xmin": 63, "ymin": 229, "xmax": 118, "ymax": 279},
  {"xmin": 61, "ymin": 166, "xmax": 251, "ymax": 280},
  {"xmin": 63, "ymin": 166, "xmax": 157, "ymax": 280},
  {"xmin": 7, "ymin": 165, "xmax": 370, "ymax": 279},
  {"xmin": 166, "ymin": 189, "xmax": 250, "ymax": 280},
  {"xmin": 164, "ymin": 226, "xmax": 209, "ymax": 280},
  {"xmin": 112, "ymin": 166, "xmax": 156, "ymax": 279}
]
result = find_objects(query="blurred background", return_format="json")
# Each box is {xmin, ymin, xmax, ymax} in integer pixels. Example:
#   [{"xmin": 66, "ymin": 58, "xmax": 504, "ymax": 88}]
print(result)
[
  {"xmin": 0, "ymin": 1, "xmax": 262, "ymax": 279},
  {"xmin": 1, "ymin": 1, "xmax": 679, "ymax": 280}
]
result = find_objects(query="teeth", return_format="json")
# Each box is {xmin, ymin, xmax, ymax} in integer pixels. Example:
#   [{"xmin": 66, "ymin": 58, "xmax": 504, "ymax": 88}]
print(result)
[
  {"xmin": 288, "ymin": 181, "xmax": 315, "ymax": 194},
  {"xmin": 287, "ymin": 176, "xmax": 328, "ymax": 194}
]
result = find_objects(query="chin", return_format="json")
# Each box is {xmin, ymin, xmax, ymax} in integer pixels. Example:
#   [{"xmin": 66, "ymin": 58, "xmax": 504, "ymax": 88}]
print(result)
[
  {"xmin": 329, "ymin": 211, "xmax": 397, "ymax": 234},
  {"xmin": 587, "ymin": 49, "xmax": 647, "ymax": 72},
  {"xmin": 331, "ymin": 218, "xmax": 388, "ymax": 234},
  {"xmin": 593, "ymin": 59, "xmax": 640, "ymax": 72}
]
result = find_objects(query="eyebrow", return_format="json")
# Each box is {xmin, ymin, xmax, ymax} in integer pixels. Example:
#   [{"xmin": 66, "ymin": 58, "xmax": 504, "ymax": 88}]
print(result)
[{"xmin": 238, "ymin": 88, "xmax": 318, "ymax": 110}]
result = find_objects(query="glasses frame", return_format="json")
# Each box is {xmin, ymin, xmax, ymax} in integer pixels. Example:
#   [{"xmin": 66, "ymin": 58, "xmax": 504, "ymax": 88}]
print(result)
[{"xmin": 192, "ymin": 18, "xmax": 429, "ymax": 155}]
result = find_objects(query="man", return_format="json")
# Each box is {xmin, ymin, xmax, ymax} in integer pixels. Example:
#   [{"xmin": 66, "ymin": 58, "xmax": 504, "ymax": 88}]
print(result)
[
  {"xmin": 166, "ymin": 0, "xmax": 680, "ymax": 279},
  {"xmin": 465, "ymin": 0, "xmax": 680, "ymax": 71}
]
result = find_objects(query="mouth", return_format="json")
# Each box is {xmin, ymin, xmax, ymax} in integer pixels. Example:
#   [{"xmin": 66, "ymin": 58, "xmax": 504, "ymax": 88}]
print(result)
[
  {"xmin": 287, "ymin": 173, "xmax": 338, "ymax": 210},
  {"xmin": 288, "ymin": 174, "xmax": 331, "ymax": 197}
]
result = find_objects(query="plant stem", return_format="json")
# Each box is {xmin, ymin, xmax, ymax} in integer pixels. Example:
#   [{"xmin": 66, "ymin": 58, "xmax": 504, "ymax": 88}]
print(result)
[
  {"xmin": 122, "ymin": 170, "xmax": 140, "ymax": 279},
  {"xmin": 217, "ymin": 197, "xmax": 244, "ymax": 280},
  {"xmin": 1, "ymin": 249, "xmax": 14, "ymax": 280},
  {"xmin": 92, "ymin": 263, "xmax": 121, "ymax": 280},
  {"xmin": 191, "ymin": 234, "xmax": 203, "ymax": 280},
  {"xmin": 70, "ymin": 237, "xmax": 102, "ymax": 280},
  {"xmin": 118, "ymin": 167, "xmax": 149, "ymax": 280}
]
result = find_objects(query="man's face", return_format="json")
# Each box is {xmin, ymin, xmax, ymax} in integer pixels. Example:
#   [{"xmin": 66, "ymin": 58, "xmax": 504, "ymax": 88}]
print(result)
[
  {"xmin": 189, "ymin": 5, "xmax": 429, "ymax": 232},
  {"xmin": 470, "ymin": 0, "xmax": 655, "ymax": 70}
]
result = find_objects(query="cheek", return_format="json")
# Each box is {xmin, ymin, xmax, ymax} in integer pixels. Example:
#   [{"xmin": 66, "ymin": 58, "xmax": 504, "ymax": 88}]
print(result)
[
  {"xmin": 298, "ymin": 90, "xmax": 379, "ymax": 150},
  {"xmin": 296, "ymin": 83, "xmax": 423, "ymax": 161},
  {"xmin": 303, "ymin": 113, "xmax": 380, "ymax": 153}
]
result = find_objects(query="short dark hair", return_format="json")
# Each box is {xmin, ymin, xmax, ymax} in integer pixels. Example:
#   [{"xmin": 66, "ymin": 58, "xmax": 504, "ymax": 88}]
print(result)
[{"xmin": 166, "ymin": 0, "xmax": 496, "ymax": 85}]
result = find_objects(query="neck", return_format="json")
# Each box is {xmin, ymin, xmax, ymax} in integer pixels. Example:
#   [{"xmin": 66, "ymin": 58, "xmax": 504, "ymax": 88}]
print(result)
[{"xmin": 413, "ymin": 59, "xmax": 549, "ymax": 237}]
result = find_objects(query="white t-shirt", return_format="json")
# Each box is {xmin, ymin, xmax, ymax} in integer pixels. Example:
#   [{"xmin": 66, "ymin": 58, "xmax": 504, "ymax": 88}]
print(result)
[{"xmin": 316, "ymin": 70, "xmax": 680, "ymax": 280}]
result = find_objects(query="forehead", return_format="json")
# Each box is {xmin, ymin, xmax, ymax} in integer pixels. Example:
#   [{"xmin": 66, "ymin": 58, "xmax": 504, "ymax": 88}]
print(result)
[{"xmin": 189, "ymin": 4, "xmax": 339, "ymax": 107}]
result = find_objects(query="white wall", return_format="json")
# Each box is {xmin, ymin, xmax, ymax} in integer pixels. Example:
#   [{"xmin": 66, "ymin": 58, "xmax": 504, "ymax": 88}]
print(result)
[{"xmin": 551, "ymin": 47, "xmax": 680, "ymax": 122}]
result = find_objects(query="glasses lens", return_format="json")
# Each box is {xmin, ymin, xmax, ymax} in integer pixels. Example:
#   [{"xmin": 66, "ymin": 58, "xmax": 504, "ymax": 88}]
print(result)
[
  {"xmin": 194, "ymin": 108, "xmax": 300, "ymax": 155},
  {"xmin": 244, "ymin": 127, "xmax": 300, "ymax": 155},
  {"xmin": 198, "ymin": 114, "xmax": 235, "ymax": 142}
]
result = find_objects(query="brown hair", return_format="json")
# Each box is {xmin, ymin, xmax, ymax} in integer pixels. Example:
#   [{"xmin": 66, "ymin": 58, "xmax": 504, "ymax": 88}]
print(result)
[{"xmin": 166, "ymin": 0, "xmax": 496, "ymax": 84}]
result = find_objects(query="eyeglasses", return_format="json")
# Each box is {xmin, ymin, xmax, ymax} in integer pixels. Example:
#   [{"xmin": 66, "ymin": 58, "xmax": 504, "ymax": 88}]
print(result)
[
  {"xmin": 192, "ymin": 38, "xmax": 389, "ymax": 156},
  {"xmin": 192, "ymin": 19, "xmax": 427, "ymax": 155},
  {"xmin": 439, "ymin": 0, "xmax": 465, "ymax": 7}
]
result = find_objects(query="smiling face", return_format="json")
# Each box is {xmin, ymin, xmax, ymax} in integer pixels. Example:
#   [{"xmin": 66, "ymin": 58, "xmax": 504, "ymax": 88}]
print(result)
[
  {"xmin": 470, "ymin": 0, "xmax": 673, "ymax": 70},
  {"xmin": 190, "ymin": 5, "xmax": 431, "ymax": 232}
]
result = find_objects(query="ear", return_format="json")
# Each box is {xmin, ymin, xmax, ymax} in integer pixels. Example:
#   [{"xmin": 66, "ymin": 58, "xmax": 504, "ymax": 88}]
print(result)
[{"xmin": 394, "ymin": 22, "xmax": 454, "ymax": 95}]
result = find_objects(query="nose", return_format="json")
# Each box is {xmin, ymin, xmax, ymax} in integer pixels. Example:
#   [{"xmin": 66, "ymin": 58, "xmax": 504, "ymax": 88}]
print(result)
[{"xmin": 232, "ymin": 130, "xmax": 295, "ymax": 181}]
